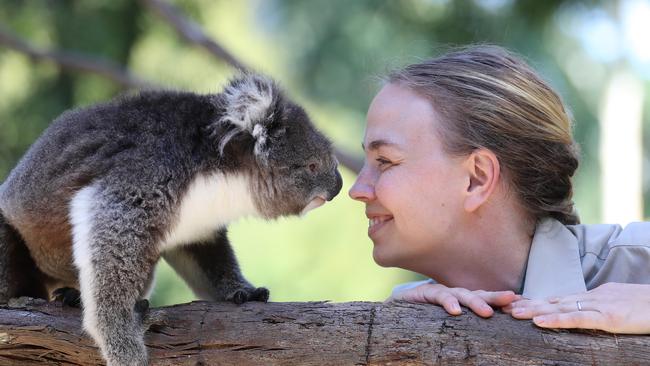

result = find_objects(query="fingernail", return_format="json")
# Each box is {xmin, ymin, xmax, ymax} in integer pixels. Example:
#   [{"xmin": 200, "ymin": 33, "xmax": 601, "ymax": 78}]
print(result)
[
  {"xmin": 452, "ymin": 304, "xmax": 461, "ymax": 312},
  {"xmin": 512, "ymin": 308, "xmax": 524, "ymax": 316},
  {"xmin": 534, "ymin": 316, "xmax": 545, "ymax": 325}
]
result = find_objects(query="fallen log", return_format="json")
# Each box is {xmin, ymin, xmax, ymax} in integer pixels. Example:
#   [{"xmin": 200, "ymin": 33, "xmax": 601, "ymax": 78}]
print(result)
[{"xmin": 0, "ymin": 298, "xmax": 648, "ymax": 365}]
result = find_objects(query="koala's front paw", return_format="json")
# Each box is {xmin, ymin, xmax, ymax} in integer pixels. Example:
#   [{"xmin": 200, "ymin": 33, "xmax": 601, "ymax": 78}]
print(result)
[
  {"xmin": 52, "ymin": 287, "xmax": 81, "ymax": 307},
  {"xmin": 230, "ymin": 287, "xmax": 269, "ymax": 305}
]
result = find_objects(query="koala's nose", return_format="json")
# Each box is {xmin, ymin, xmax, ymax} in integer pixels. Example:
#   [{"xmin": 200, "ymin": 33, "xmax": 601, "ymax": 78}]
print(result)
[{"xmin": 326, "ymin": 169, "xmax": 343, "ymax": 201}]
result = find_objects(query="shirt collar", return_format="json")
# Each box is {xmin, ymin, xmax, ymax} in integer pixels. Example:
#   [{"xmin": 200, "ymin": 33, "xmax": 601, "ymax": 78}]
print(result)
[{"xmin": 521, "ymin": 218, "xmax": 587, "ymax": 299}]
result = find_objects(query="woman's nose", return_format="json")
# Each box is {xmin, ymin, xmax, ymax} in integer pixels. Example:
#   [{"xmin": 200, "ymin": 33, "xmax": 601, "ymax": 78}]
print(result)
[{"xmin": 348, "ymin": 168, "xmax": 375, "ymax": 202}]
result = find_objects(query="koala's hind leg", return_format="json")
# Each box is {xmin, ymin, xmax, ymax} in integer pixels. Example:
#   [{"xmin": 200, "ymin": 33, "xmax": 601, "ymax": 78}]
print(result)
[
  {"xmin": 162, "ymin": 228, "xmax": 269, "ymax": 304},
  {"xmin": 0, "ymin": 212, "xmax": 49, "ymax": 303},
  {"xmin": 70, "ymin": 186, "xmax": 162, "ymax": 366}
]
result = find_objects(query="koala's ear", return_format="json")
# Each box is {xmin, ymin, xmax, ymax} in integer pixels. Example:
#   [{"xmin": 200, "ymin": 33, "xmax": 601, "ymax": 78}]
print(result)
[{"xmin": 215, "ymin": 73, "xmax": 282, "ymax": 157}]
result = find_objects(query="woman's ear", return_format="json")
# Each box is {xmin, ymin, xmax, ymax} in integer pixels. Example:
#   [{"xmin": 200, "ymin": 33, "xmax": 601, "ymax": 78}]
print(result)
[{"xmin": 463, "ymin": 148, "xmax": 500, "ymax": 212}]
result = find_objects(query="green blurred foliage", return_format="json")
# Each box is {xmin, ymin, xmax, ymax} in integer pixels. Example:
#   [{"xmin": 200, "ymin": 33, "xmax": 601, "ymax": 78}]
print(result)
[{"xmin": 0, "ymin": 0, "xmax": 646, "ymax": 306}]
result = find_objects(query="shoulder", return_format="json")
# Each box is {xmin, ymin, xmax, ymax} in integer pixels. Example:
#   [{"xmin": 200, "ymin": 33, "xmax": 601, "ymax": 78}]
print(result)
[
  {"xmin": 567, "ymin": 221, "xmax": 650, "ymax": 258},
  {"xmin": 568, "ymin": 221, "xmax": 650, "ymax": 287}
]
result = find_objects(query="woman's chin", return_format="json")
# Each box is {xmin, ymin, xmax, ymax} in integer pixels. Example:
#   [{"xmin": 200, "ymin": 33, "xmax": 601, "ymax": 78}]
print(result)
[{"xmin": 372, "ymin": 247, "xmax": 396, "ymax": 268}]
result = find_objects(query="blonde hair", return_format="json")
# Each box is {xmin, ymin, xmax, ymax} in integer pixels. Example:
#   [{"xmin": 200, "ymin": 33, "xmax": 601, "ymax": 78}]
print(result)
[{"xmin": 389, "ymin": 45, "xmax": 580, "ymax": 224}]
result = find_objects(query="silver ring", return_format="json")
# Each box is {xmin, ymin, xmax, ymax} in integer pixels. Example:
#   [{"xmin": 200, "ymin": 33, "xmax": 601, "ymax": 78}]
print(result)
[{"xmin": 576, "ymin": 300, "xmax": 583, "ymax": 311}]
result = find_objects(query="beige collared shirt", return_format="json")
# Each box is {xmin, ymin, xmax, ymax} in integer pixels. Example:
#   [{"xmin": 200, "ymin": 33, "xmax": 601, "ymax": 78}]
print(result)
[
  {"xmin": 392, "ymin": 218, "xmax": 650, "ymax": 299},
  {"xmin": 523, "ymin": 217, "xmax": 650, "ymax": 299}
]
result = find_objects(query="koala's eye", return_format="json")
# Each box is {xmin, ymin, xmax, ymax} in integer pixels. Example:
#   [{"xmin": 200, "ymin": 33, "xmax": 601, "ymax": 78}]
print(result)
[{"xmin": 308, "ymin": 163, "xmax": 318, "ymax": 173}]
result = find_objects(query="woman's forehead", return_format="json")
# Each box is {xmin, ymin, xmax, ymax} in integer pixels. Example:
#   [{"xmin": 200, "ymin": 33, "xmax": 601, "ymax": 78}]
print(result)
[{"xmin": 365, "ymin": 84, "xmax": 440, "ymax": 149}]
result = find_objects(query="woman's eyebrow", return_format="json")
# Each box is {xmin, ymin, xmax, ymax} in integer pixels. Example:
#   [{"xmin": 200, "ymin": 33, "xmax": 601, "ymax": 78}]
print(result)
[{"xmin": 361, "ymin": 139, "xmax": 402, "ymax": 152}]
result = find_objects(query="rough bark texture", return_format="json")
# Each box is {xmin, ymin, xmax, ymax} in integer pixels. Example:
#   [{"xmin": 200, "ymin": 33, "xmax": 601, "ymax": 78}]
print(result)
[{"xmin": 0, "ymin": 298, "xmax": 648, "ymax": 365}]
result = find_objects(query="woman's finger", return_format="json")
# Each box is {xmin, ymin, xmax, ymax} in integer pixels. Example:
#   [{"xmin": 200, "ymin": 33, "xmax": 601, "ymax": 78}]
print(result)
[
  {"xmin": 393, "ymin": 284, "xmax": 440, "ymax": 303},
  {"xmin": 450, "ymin": 288, "xmax": 494, "ymax": 318},
  {"xmin": 425, "ymin": 289, "xmax": 462, "ymax": 315},
  {"xmin": 510, "ymin": 298, "xmax": 542, "ymax": 308},
  {"xmin": 511, "ymin": 299, "xmax": 586, "ymax": 319},
  {"xmin": 476, "ymin": 290, "xmax": 519, "ymax": 307},
  {"xmin": 533, "ymin": 311, "xmax": 606, "ymax": 331},
  {"xmin": 393, "ymin": 285, "xmax": 469, "ymax": 316}
]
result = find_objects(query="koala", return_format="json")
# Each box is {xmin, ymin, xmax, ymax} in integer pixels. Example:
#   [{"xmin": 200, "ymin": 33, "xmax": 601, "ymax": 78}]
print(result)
[{"xmin": 0, "ymin": 73, "xmax": 342, "ymax": 366}]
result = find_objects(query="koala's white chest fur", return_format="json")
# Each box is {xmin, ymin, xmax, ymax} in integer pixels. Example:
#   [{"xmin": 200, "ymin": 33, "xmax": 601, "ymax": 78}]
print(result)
[{"xmin": 161, "ymin": 173, "xmax": 260, "ymax": 251}]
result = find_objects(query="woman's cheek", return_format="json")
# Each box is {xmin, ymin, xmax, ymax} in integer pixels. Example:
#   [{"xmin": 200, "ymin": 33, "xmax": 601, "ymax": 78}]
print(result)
[{"xmin": 375, "ymin": 168, "xmax": 401, "ymax": 192}]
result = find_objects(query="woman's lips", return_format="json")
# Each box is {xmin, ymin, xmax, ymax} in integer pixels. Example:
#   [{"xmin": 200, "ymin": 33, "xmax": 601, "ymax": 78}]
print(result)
[{"xmin": 368, "ymin": 216, "xmax": 393, "ymax": 237}]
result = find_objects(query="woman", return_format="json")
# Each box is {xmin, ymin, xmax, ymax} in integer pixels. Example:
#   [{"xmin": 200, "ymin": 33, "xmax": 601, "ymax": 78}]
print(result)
[{"xmin": 349, "ymin": 45, "xmax": 650, "ymax": 334}]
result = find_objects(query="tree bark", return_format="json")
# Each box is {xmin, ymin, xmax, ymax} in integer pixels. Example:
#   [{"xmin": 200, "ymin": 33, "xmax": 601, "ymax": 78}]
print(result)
[{"xmin": 0, "ymin": 298, "xmax": 647, "ymax": 365}]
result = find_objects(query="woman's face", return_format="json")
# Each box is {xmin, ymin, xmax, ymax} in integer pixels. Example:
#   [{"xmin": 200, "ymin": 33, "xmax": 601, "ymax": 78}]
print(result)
[{"xmin": 349, "ymin": 83, "xmax": 469, "ymax": 269}]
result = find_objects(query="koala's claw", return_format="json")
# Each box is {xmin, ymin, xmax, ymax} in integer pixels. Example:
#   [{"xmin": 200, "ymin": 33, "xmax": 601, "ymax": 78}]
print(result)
[
  {"xmin": 232, "ymin": 287, "xmax": 269, "ymax": 305},
  {"xmin": 52, "ymin": 287, "xmax": 81, "ymax": 307},
  {"xmin": 253, "ymin": 287, "xmax": 270, "ymax": 302}
]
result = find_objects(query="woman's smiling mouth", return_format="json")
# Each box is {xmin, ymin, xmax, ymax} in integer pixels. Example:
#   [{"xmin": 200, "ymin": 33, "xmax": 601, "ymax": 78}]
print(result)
[{"xmin": 368, "ymin": 215, "xmax": 393, "ymax": 237}]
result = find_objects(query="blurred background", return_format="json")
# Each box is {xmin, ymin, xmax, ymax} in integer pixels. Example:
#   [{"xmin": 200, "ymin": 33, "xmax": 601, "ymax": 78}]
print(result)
[{"xmin": 0, "ymin": 0, "xmax": 649, "ymax": 306}]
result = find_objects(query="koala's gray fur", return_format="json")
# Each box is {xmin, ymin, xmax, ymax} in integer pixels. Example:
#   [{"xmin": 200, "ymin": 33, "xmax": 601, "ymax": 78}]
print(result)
[{"xmin": 0, "ymin": 73, "xmax": 342, "ymax": 366}]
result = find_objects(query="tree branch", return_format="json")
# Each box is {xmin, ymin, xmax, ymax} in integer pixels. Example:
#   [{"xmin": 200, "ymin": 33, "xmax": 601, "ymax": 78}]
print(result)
[
  {"xmin": 140, "ymin": 0, "xmax": 249, "ymax": 72},
  {"xmin": 1, "ymin": 298, "xmax": 648, "ymax": 365},
  {"xmin": 0, "ymin": 26, "xmax": 156, "ymax": 90}
]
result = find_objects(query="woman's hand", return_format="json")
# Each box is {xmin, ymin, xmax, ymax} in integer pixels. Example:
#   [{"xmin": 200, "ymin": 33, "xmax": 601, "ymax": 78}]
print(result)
[
  {"xmin": 505, "ymin": 283, "xmax": 650, "ymax": 334},
  {"xmin": 391, "ymin": 283, "xmax": 519, "ymax": 318}
]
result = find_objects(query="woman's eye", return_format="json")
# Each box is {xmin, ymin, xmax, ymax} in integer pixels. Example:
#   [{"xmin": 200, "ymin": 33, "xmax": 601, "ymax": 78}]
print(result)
[{"xmin": 376, "ymin": 157, "xmax": 392, "ymax": 168}]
